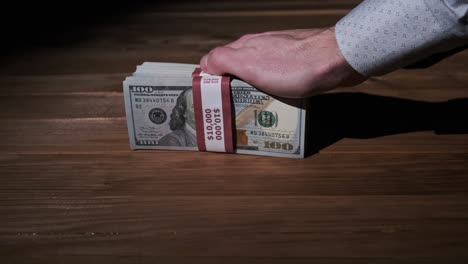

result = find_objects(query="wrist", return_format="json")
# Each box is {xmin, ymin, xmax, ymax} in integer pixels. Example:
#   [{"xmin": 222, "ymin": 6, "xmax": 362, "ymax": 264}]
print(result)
[
  {"xmin": 307, "ymin": 26, "xmax": 366, "ymax": 89},
  {"xmin": 332, "ymin": 27, "xmax": 367, "ymax": 85}
]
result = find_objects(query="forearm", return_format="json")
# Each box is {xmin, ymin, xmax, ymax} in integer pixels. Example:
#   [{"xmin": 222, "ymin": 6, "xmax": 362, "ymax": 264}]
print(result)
[{"xmin": 335, "ymin": 0, "xmax": 468, "ymax": 77}]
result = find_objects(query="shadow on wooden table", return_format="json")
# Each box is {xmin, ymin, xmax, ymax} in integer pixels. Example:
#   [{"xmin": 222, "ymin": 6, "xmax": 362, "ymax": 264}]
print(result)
[{"xmin": 306, "ymin": 92, "xmax": 468, "ymax": 156}]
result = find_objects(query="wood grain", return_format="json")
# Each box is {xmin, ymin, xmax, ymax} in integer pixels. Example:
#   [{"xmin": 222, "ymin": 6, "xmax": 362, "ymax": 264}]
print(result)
[{"xmin": 1, "ymin": 1, "xmax": 468, "ymax": 263}]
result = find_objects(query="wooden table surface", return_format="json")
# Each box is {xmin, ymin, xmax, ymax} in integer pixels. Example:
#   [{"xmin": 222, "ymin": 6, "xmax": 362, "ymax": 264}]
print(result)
[{"xmin": 1, "ymin": 1, "xmax": 468, "ymax": 263}]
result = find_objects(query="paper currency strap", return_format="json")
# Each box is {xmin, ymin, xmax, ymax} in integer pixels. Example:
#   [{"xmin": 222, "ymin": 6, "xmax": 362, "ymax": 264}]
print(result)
[{"xmin": 192, "ymin": 68, "xmax": 234, "ymax": 153}]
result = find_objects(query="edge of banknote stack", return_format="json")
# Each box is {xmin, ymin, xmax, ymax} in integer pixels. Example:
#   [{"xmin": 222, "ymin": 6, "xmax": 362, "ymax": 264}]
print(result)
[{"xmin": 123, "ymin": 62, "xmax": 310, "ymax": 158}]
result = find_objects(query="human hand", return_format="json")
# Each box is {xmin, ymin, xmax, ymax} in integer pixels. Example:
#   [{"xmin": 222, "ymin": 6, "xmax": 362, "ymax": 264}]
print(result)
[{"xmin": 200, "ymin": 27, "xmax": 366, "ymax": 98}]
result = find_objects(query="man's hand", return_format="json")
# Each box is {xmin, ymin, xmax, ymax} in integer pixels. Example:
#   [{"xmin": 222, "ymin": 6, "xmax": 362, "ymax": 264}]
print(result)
[{"xmin": 200, "ymin": 27, "xmax": 366, "ymax": 98}]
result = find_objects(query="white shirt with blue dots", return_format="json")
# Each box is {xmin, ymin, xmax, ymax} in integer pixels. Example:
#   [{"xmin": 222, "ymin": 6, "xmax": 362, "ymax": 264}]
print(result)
[{"xmin": 335, "ymin": 0, "xmax": 468, "ymax": 76}]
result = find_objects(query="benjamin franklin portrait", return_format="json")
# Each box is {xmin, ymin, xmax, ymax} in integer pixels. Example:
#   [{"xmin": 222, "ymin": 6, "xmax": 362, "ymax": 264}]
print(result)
[{"xmin": 158, "ymin": 89, "xmax": 197, "ymax": 147}]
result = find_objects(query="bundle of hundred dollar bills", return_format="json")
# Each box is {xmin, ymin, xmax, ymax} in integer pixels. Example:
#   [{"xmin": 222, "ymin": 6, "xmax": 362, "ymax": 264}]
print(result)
[{"xmin": 123, "ymin": 62, "xmax": 309, "ymax": 158}]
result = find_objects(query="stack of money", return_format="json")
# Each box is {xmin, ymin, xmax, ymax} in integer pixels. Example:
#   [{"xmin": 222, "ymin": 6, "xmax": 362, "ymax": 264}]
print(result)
[{"xmin": 123, "ymin": 62, "xmax": 308, "ymax": 158}]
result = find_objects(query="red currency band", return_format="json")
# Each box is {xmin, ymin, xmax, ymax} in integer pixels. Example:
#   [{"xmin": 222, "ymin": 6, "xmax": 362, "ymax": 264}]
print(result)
[
  {"xmin": 191, "ymin": 68, "xmax": 202, "ymax": 77},
  {"xmin": 221, "ymin": 76, "xmax": 234, "ymax": 153},
  {"xmin": 191, "ymin": 69, "xmax": 233, "ymax": 153},
  {"xmin": 192, "ymin": 76, "xmax": 206, "ymax": 152}
]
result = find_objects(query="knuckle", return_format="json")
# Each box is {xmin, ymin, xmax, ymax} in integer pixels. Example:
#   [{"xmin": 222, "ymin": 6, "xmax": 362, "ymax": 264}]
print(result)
[
  {"xmin": 239, "ymin": 33, "xmax": 255, "ymax": 41},
  {"xmin": 205, "ymin": 47, "xmax": 229, "ymax": 74},
  {"xmin": 210, "ymin": 47, "xmax": 224, "ymax": 57},
  {"xmin": 209, "ymin": 47, "xmax": 228, "ymax": 65}
]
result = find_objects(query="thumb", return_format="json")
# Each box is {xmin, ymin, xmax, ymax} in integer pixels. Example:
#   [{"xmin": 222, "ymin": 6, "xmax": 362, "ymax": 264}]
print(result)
[{"xmin": 200, "ymin": 46, "xmax": 247, "ymax": 77}]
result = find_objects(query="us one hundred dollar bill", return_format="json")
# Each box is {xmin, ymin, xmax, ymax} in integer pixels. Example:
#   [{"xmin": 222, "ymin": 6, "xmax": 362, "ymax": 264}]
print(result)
[{"xmin": 123, "ymin": 62, "xmax": 308, "ymax": 158}]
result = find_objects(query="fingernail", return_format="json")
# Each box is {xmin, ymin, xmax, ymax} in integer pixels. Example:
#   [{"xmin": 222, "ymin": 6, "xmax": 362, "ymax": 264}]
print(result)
[{"xmin": 201, "ymin": 55, "xmax": 208, "ymax": 69}]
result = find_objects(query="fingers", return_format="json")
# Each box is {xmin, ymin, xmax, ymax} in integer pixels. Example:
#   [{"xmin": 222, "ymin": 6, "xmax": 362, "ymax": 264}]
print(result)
[
  {"xmin": 263, "ymin": 28, "xmax": 326, "ymax": 39},
  {"xmin": 224, "ymin": 33, "xmax": 261, "ymax": 48},
  {"xmin": 222, "ymin": 29, "xmax": 325, "ymax": 51},
  {"xmin": 200, "ymin": 46, "xmax": 250, "ymax": 77}
]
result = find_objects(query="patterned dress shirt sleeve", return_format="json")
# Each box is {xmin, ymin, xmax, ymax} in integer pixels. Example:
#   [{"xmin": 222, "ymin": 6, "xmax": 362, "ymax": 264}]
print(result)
[{"xmin": 335, "ymin": 0, "xmax": 468, "ymax": 76}]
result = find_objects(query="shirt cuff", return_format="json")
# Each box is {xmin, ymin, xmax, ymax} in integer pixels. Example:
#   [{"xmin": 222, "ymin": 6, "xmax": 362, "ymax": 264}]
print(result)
[{"xmin": 335, "ymin": 0, "xmax": 467, "ymax": 76}]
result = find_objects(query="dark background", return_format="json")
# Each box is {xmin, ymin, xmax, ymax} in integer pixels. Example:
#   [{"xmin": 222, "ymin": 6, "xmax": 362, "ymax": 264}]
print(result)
[
  {"xmin": 0, "ymin": 1, "xmax": 156, "ymax": 54},
  {"xmin": 1, "ymin": 1, "xmax": 468, "ymax": 263}
]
